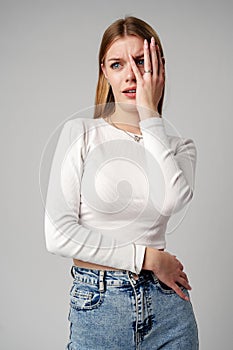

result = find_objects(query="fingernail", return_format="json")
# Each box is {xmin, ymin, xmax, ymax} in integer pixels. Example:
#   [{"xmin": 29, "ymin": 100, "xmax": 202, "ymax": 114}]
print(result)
[
  {"xmin": 151, "ymin": 36, "xmax": 155, "ymax": 46},
  {"xmin": 144, "ymin": 39, "xmax": 148, "ymax": 48},
  {"xmin": 185, "ymin": 296, "xmax": 190, "ymax": 301}
]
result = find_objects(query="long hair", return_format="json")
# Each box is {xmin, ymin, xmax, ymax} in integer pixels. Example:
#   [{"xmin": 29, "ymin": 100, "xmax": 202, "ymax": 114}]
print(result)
[{"xmin": 94, "ymin": 16, "xmax": 165, "ymax": 119}]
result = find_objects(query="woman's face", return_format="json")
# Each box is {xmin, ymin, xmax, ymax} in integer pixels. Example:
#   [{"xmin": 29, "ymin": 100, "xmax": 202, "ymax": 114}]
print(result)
[{"xmin": 101, "ymin": 35, "xmax": 145, "ymax": 107}]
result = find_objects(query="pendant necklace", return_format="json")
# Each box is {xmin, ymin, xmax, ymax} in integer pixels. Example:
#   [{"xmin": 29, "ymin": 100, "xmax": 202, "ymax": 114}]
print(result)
[{"xmin": 108, "ymin": 116, "xmax": 143, "ymax": 143}]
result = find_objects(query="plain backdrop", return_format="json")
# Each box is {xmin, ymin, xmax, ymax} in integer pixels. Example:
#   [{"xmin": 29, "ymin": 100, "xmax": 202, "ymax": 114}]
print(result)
[{"xmin": 1, "ymin": 0, "xmax": 233, "ymax": 349}]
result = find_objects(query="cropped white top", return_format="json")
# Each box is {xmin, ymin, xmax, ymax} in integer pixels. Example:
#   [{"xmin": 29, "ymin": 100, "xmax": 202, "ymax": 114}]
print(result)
[{"xmin": 44, "ymin": 116, "xmax": 197, "ymax": 274}]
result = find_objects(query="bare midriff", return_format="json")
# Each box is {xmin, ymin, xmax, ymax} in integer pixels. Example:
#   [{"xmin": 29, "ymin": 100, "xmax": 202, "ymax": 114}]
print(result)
[{"xmin": 73, "ymin": 248, "xmax": 164, "ymax": 271}]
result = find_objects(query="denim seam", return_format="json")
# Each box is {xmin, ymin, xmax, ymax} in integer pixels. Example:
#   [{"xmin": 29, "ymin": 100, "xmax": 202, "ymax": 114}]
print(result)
[
  {"xmin": 73, "ymin": 276, "xmax": 132, "ymax": 288},
  {"xmin": 70, "ymin": 291, "xmax": 105, "ymax": 310},
  {"xmin": 127, "ymin": 271, "xmax": 140, "ymax": 349},
  {"xmin": 153, "ymin": 278, "xmax": 187, "ymax": 295}
]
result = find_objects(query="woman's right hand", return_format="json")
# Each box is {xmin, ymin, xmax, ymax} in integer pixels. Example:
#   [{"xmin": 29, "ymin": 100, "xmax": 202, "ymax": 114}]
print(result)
[{"xmin": 143, "ymin": 247, "xmax": 191, "ymax": 301}]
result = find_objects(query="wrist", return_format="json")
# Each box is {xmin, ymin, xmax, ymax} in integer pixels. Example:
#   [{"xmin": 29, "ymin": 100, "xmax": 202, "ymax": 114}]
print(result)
[
  {"xmin": 139, "ymin": 109, "xmax": 161, "ymax": 121},
  {"xmin": 142, "ymin": 247, "xmax": 161, "ymax": 271}
]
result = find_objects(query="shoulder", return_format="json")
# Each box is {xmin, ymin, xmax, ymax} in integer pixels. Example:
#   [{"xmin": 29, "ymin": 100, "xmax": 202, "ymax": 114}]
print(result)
[
  {"xmin": 63, "ymin": 117, "xmax": 98, "ymax": 130},
  {"xmin": 62, "ymin": 117, "xmax": 101, "ymax": 139}
]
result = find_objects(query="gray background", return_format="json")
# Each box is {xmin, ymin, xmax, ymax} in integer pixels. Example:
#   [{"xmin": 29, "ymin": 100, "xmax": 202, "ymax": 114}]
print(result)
[{"xmin": 1, "ymin": 0, "xmax": 232, "ymax": 349}]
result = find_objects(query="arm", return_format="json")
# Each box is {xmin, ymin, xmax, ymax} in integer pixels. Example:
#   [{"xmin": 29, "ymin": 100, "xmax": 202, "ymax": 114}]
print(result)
[
  {"xmin": 44, "ymin": 120, "xmax": 146, "ymax": 274},
  {"xmin": 129, "ymin": 38, "xmax": 197, "ymax": 216},
  {"xmin": 128, "ymin": 38, "xmax": 196, "ymax": 300},
  {"xmin": 139, "ymin": 116, "xmax": 197, "ymax": 301},
  {"xmin": 139, "ymin": 116, "xmax": 197, "ymax": 216}
]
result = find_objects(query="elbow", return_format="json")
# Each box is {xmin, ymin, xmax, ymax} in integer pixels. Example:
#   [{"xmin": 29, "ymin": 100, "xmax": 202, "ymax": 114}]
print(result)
[
  {"xmin": 44, "ymin": 214, "xmax": 57, "ymax": 254},
  {"xmin": 44, "ymin": 226, "xmax": 61, "ymax": 256},
  {"xmin": 44, "ymin": 230, "xmax": 74, "ymax": 258},
  {"xmin": 162, "ymin": 186, "xmax": 194, "ymax": 216},
  {"xmin": 44, "ymin": 215, "xmax": 84, "ymax": 259},
  {"xmin": 44, "ymin": 214, "xmax": 70, "ymax": 257},
  {"xmin": 175, "ymin": 186, "xmax": 194, "ymax": 214},
  {"xmin": 176, "ymin": 187, "xmax": 194, "ymax": 212},
  {"xmin": 44, "ymin": 234, "xmax": 59, "ymax": 255}
]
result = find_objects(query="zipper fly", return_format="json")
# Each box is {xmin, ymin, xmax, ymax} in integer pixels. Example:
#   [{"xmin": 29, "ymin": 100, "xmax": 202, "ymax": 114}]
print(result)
[{"xmin": 127, "ymin": 271, "xmax": 140, "ymax": 347}]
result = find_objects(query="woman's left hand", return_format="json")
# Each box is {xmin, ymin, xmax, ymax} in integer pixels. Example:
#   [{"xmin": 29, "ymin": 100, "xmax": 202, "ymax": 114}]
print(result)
[{"xmin": 128, "ymin": 37, "xmax": 165, "ymax": 119}]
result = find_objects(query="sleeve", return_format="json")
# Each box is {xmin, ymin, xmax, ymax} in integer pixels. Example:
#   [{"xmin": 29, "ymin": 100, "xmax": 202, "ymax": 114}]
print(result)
[
  {"xmin": 44, "ymin": 120, "xmax": 146, "ymax": 274},
  {"xmin": 139, "ymin": 116, "xmax": 197, "ymax": 216}
]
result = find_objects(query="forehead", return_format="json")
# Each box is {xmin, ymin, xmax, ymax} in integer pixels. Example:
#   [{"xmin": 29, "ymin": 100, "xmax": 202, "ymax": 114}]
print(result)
[{"xmin": 106, "ymin": 35, "xmax": 144, "ymax": 58}]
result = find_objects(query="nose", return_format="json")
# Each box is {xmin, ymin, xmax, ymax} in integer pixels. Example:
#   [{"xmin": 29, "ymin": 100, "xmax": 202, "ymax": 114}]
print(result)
[{"xmin": 125, "ymin": 62, "xmax": 136, "ymax": 82}]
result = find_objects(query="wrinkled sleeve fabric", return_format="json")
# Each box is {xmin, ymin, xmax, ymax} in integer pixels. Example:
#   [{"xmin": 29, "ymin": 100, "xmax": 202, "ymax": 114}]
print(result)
[
  {"xmin": 139, "ymin": 116, "xmax": 197, "ymax": 216},
  {"xmin": 44, "ymin": 120, "xmax": 146, "ymax": 274}
]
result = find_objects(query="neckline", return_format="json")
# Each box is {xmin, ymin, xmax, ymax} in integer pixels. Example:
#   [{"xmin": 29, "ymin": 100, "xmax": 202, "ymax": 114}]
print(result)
[{"xmin": 99, "ymin": 117, "xmax": 143, "ymax": 136}]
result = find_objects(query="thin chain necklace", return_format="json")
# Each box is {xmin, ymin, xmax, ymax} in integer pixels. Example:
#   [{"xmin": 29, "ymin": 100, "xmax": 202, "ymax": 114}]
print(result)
[{"xmin": 108, "ymin": 116, "xmax": 143, "ymax": 142}]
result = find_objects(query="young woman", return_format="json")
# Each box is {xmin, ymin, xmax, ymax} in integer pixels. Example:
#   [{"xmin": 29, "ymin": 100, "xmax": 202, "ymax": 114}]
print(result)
[{"xmin": 44, "ymin": 16, "xmax": 199, "ymax": 349}]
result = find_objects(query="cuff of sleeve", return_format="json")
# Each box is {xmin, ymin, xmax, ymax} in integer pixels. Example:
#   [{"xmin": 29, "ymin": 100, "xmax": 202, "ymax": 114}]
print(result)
[
  {"xmin": 134, "ymin": 245, "xmax": 146, "ymax": 274},
  {"xmin": 139, "ymin": 116, "xmax": 171, "ymax": 149},
  {"xmin": 139, "ymin": 116, "xmax": 164, "ymax": 129}
]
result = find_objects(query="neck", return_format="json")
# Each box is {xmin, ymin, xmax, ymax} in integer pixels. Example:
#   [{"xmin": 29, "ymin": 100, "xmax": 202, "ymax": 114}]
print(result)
[{"xmin": 110, "ymin": 105, "xmax": 141, "ymax": 134}]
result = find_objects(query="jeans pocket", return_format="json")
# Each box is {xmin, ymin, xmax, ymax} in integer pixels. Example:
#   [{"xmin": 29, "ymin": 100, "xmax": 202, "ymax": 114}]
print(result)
[
  {"xmin": 69, "ymin": 282, "xmax": 104, "ymax": 311},
  {"xmin": 156, "ymin": 279, "xmax": 187, "ymax": 295}
]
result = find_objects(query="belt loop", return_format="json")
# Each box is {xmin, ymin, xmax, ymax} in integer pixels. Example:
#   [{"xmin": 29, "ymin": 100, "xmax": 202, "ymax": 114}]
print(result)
[
  {"xmin": 70, "ymin": 265, "xmax": 75, "ymax": 279},
  {"xmin": 98, "ymin": 270, "xmax": 105, "ymax": 292}
]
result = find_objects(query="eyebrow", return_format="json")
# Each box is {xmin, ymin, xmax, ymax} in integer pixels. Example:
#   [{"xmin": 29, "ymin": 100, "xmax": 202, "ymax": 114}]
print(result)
[{"xmin": 107, "ymin": 53, "xmax": 144, "ymax": 62}]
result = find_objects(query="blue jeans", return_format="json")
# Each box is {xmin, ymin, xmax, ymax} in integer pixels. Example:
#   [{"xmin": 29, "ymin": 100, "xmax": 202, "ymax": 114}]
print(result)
[{"xmin": 66, "ymin": 266, "xmax": 199, "ymax": 350}]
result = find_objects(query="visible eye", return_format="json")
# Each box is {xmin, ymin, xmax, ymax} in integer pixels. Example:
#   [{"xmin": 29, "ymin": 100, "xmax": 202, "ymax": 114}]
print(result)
[
  {"xmin": 136, "ymin": 58, "xmax": 144, "ymax": 66},
  {"xmin": 110, "ymin": 62, "xmax": 121, "ymax": 69}
]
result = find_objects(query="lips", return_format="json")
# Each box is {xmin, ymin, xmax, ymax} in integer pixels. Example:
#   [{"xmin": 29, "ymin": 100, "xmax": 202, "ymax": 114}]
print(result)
[{"xmin": 122, "ymin": 86, "xmax": 136, "ymax": 93}]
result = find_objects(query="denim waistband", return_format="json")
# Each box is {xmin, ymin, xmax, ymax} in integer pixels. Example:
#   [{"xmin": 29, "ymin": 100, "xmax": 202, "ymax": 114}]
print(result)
[{"xmin": 70, "ymin": 265, "xmax": 157, "ymax": 291}]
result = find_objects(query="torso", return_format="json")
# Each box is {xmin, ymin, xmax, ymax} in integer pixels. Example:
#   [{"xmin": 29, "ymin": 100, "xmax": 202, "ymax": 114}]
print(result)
[
  {"xmin": 73, "ymin": 249, "xmax": 164, "ymax": 271},
  {"xmin": 73, "ymin": 258, "xmax": 120, "ymax": 271},
  {"xmin": 71, "ymin": 116, "xmax": 168, "ymax": 271}
]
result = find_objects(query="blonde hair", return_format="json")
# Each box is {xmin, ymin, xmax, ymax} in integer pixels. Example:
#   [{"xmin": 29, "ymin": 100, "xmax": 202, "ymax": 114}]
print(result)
[{"xmin": 94, "ymin": 16, "xmax": 165, "ymax": 119}]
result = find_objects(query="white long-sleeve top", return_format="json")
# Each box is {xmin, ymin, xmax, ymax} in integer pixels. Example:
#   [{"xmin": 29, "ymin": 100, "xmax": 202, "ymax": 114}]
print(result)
[{"xmin": 44, "ymin": 116, "xmax": 197, "ymax": 274}]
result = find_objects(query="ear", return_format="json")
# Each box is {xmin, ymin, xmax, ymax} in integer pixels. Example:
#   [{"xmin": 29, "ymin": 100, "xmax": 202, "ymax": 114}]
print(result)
[{"xmin": 101, "ymin": 63, "xmax": 108, "ymax": 80}]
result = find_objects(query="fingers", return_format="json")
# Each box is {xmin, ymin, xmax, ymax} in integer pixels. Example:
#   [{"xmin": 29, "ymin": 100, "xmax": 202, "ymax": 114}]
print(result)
[
  {"xmin": 155, "ymin": 251, "xmax": 191, "ymax": 301},
  {"xmin": 174, "ymin": 256, "xmax": 184, "ymax": 271},
  {"xmin": 156, "ymin": 43, "xmax": 165, "ymax": 82},
  {"xmin": 128, "ymin": 53, "xmax": 142, "ymax": 82},
  {"xmin": 149, "ymin": 37, "xmax": 158, "ymax": 77},
  {"xmin": 178, "ymin": 276, "xmax": 192, "ymax": 291},
  {"xmin": 171, "ymin": 283, "xmax": 190, "ymax": 301},
  {"xmin": 181, "ymin": 271, "xmax": 189, "ymax": 283},
  {"xmin": 143, "ymin": 39, "xmax": 152, "ymax": 78},
  {"xmin": 172, "ymin": 258, "xmax": 183, "ymax": 272},
  {"xmin": 179, "ymin": 261, "xmax": 184, "ymax": 271},
  {"xmin": 176, "ymin": 261, "xmax": 192, "ymax": 290},
  {"xmin": 149, "ymin": 37, "xmax": 165, "ymax": 82},
  {"xmin": 173, "ymin": 254, "xmax": 192, "ymax": 293},
  {"xmin": 129, "ymin": 37, "xmax": 165, "ymax": 84}
]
